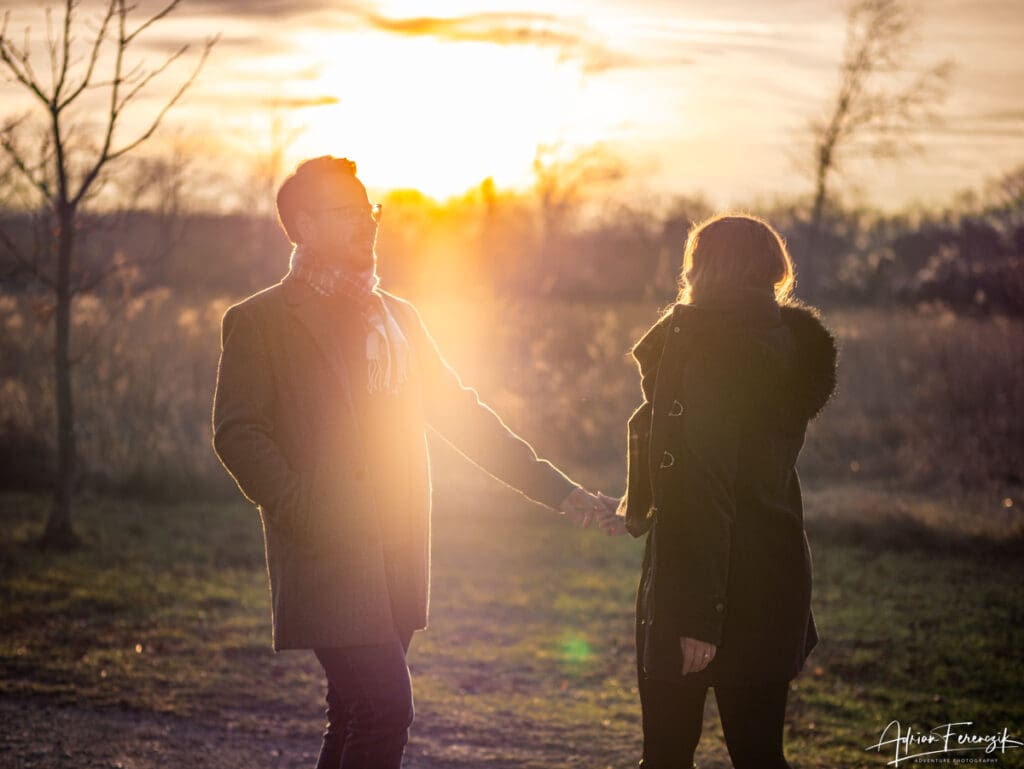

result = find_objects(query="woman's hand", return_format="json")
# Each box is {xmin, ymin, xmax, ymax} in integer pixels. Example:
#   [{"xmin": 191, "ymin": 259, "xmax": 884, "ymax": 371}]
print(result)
[
  {"xmin": 596, "ymin": 492, "xmax": 628, "ymax": 536},
  {"xmin": 558, "ymin": 486, "xmax": 603, "ymax": 528},
  {"xmin": 680, "ymin": 636, "xmax": 717, "ymax": 675}
]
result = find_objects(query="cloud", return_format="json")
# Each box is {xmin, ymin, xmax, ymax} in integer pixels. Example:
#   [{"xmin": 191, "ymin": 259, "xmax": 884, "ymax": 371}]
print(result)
[
  {"xmin": 135, "ymin": 3, "xmax": 694, "ymax": 73},
  {"xmin": 139, "ymin": 33, "xmax": 294, "ymax": 56},
  {"xmin": 973, "ymin": 108, "xmax": 1024, "ymax": 123},
  {"xmin": 256, "ymin": 94, "xmax": 339, "ymax": 108},
  {"xmin": 356, "ymin": 11, "xmax": 690, "ymax": 73},
  {"xmin": 188, "ymin": 92, "xmax": 339, "ymax": 110},
  {"xmin": 178, "ymin": 0, "xmax": 352, "ymax": 17},
  {"xmin": 926, "ymin": 125, "xmax": 1024, "ymax": 140},
  {"xmin": 923, "ymin": 108, "xmax": 1024, "ymax": 140}
]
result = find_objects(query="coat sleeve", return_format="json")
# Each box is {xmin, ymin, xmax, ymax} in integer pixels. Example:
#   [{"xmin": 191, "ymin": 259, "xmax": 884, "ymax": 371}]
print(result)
[
  {"xmin": 658, "ymin": 340, "xmax": 743, "ymax": 646},
  {"xmin": 620, "ymin": 400, "xmax": 654, "ymax": 537},
  {"xmin": 619, "ymin": 311, "xmax": 671, "ymax": 536},
  {"xmin": 403, "ymin": 303, "xmax": 579, "ymax": 512},
  {"xmin": 212, "ymin": 305, "xmax": 311, "ymax": 538}
]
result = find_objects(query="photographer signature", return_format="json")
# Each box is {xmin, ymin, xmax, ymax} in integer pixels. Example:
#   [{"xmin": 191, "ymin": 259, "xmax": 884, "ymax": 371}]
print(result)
[{"xmin": 865, "ymin": 720, "xmax": 1022, "ymax": 766}]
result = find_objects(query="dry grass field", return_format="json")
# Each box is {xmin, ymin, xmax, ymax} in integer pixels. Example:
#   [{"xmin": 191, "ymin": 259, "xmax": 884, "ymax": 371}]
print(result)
[
  {"xmin": 1, "ymin": 472, "xmax": 1022, "ymax": 768},
  {"xmin": 2, "ymin": 296, "xmax": 1022, "ymax": 768}
]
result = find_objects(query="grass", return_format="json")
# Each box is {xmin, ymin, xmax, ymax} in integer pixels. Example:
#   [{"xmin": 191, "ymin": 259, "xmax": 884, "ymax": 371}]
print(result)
[{"xmin": 1, "ymin": 472, "xmax": 1023, "ymax": 768}]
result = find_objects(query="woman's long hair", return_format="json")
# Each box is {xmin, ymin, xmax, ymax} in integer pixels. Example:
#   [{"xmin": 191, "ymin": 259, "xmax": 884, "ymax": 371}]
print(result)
[{"xmin": 677, "ymin": 214, "xmax": 796, "ymax": 306}]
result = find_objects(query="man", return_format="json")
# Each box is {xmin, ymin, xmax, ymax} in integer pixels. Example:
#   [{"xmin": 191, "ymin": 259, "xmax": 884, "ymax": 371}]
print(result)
[{"xmin": 212, "ymin": 155, "xmax": 610, "ymax": 769}]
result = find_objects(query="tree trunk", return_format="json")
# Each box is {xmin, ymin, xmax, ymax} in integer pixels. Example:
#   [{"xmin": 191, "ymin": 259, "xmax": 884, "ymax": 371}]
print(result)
[
  {"xmin": 802, "ymin": 158, "xmax": 830, "ymax": 299},
  {"xmin": 41, "ymin": 204, "xmax": 80, "ymax": 550}
]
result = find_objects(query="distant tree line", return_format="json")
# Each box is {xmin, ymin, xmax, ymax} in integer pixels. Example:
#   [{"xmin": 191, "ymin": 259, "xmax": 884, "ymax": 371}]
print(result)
[{"xmin": 3, "ymin": 172, "xmax": 1021, "ymax": 314}]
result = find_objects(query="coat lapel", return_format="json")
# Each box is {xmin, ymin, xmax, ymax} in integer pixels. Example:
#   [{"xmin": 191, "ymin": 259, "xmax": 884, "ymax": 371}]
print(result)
[
  {"xmin": 282, "ymin": 277, "xmax": 360, "ymax": 413},
  {"xmin": 645, "ymin": 305, "xmax": 692, "ymax": 473},
  {"xmin": 649, "ymin": 304, "xmax": 690, "ymax": 414}
]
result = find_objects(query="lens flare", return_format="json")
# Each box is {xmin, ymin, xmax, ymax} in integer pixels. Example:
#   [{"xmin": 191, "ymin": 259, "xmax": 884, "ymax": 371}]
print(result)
[{"xmin": 560, "ymin": 635, "xmax": 593, "ymax": 664}]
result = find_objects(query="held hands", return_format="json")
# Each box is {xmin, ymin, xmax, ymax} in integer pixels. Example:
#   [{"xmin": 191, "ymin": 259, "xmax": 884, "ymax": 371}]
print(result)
[
  {"xmin": 558, "ymin": 487, "xmax": 628, "ymax": 536},
  {"xmin": 596, "ymin": 491, "xmax": 627, "ymax": 536},
  {"xmin": 558, "ymin": 487, "xmax": 606, "ymax": 528},
  {"xmin": 680, "ymin": 636, "xmax": 717, "ymax": 675}
]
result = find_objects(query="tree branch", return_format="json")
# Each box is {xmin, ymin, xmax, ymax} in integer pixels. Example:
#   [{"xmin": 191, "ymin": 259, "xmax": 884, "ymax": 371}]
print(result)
[
  {"xmin": 74, "ymin": 254, "xmax": 128, "ymax": 295},
  {"xmin": 54, "ymin": 0, "xmax": 76, "ymax": 100},
  {"xmin": 69, "ymin": 0, "xmax": 129, "ymax": 209},
  {"xmin": 68, "ymin": 282, "xmax": 134, "ymax": 367},
  {"xmin": 57, "ymin": 0, "xmax": 116, "ymax": 110},
  {"xmin": 0, "ymin": 12, "xmax": 52, "ymax": 106},
  {"xmin": 99, "ymin": 35, "xmax": 217, "ymax": 163},
  {"xmin": 0, "ymin": 122, "xmax": 53, "ymax": 201},
  {"xmin": 115, "ymin": 42, "xmax": 189, "ymax": 113},
  {"xmin": 46, "ymin": 6, "xmax": 59, "ymax": 92},
  {"xmin": 124, "ymin": 0, "xmax": 181, "ymax": 45},
  {"xmin": 0, "ymin": 219, "xmax": 55, "ymax": 288},
  {"xmin": 0, "ymin": 220, "xmax": 26, "ymax": 263}
]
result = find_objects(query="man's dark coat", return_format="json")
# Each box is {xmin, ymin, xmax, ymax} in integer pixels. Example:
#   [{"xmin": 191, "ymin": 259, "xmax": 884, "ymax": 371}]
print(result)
[
  {"xmin": 212, "ymin": 278, "xmax": 577, "ymax": 650},
  {"xmin": 622, "ymin": 294, "xmax": 838, "ymax": 685}
]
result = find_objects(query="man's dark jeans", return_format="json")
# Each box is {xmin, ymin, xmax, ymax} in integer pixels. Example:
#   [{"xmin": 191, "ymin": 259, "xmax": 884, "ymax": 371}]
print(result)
[{"xmin": 313, "ymin": 627, "xmax": 415, "ymax": 769}]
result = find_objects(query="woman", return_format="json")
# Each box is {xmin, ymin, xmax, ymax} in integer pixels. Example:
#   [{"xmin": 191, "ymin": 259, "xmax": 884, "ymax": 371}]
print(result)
[{"xmin": 607, "ymin": 214, "xmax": 838, "ymax": 768}]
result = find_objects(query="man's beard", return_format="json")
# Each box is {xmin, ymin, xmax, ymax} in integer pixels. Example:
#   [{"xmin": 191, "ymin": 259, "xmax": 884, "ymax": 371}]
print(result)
[
  {"xmin": 345, "ymin": 243, "xmax": 376, "ymax": 272},
  {"xmin": 319, "ymin": 236, "xmax": 375, "ymax": 272}
]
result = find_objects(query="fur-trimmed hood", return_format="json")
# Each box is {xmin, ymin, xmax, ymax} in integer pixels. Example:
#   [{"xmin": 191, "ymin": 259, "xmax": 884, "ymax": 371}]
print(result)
[
  {"xmin": 632, "ymin": 300, "xmax": 838, "ymax": 422},
  {"xmin": 778, "ymin": 303, "xmax": 839, "ymax": 421}
]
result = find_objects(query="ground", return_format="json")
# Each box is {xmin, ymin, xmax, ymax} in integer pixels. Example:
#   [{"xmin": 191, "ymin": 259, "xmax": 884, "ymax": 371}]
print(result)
[{"xmin": 1, "ymin": 473, "xmax": 1023, "ymax": 769}]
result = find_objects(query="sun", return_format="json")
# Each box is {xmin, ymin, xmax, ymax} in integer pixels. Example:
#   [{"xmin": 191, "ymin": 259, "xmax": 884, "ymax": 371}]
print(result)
[{"xmin": 289, "ymin": 30, "xmax": 586, "ymax": 199}]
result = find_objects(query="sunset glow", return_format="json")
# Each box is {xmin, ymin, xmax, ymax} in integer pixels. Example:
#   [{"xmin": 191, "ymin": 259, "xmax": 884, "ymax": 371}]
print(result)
[
  {"xmin": 294, "ymin": 31, "xmax": 590, "ymax": 198},
  {"xmin": 0, "ymin": 1, "xmax": 1021, "ymax": 208}
]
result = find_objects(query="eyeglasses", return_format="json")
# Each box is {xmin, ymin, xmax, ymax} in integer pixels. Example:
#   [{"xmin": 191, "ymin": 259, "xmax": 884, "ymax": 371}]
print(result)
[{"xmin": 315, "ymin": 202, "xmax": 383, "ymax": 224}]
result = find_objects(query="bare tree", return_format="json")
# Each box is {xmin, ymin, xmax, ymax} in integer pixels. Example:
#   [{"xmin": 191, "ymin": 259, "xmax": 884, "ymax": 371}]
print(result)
[
  {"xmin": 532, "ymin": 141, "xmax": 624, "ymax": 293},
  {"xmin": 985, "ymin": 164, "xmax": 1024, "ymax": 231},
  {"xmin": 0, "ymin": 0, "xmax": 216, "ymax": 548},
  {"xmin": 802, "ymin": 0, "xmax": 952, "ymax": 292},
  {"xmin": 245, "ymin": 99, "xmax": 307, "ymax": 219}
]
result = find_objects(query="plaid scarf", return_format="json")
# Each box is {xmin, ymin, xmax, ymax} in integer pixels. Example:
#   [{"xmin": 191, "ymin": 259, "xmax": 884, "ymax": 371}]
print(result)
[{"xmin": 288, "ymin": 244, "xmax": 409, "ymax": 395}]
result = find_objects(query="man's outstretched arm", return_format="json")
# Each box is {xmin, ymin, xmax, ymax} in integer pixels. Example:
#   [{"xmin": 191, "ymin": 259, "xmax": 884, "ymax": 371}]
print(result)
[{"xmin": 402, "ymin": 302, "xmax": 602, "ymax": 522}]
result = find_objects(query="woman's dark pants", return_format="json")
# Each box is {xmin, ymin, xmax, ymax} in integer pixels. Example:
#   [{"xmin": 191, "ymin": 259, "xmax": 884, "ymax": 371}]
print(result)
[{"xmin": 637, "ymin": 619, "xmax": 792, "ymax": 769}]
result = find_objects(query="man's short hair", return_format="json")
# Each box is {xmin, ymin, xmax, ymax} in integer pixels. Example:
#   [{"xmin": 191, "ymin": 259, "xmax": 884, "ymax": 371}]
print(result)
[{"xmin": 275, "ymin": 156, "xmax": 358, "ymax": 243}]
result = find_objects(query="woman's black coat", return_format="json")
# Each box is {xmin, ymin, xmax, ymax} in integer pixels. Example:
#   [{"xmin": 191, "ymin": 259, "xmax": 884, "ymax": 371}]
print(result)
[{"xmin": 622, "ymin": 293, "xmax": 838, "ymax": 685}]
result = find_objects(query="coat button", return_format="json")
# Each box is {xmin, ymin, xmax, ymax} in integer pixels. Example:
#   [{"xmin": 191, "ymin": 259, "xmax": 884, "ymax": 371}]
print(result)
[
  {"xmin": 715, "ymin": 602, "xmax": 725, "ymax": 613},
  {"xmin": 659, "ymin": 451, "xmax": 675, "ymax": 469},
  {"xmin": 673, "ymin": 326, "xmax": 681, "ymax": 333},
  {"xmin": 668, "ymin": 399, "xmax": 684, "ymax": 416}
]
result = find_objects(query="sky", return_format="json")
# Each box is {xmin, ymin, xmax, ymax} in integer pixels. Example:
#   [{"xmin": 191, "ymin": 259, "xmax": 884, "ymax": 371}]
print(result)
[{"xmin": 1, "ymin": 0, "xmax": 1022, "ymax": 211}]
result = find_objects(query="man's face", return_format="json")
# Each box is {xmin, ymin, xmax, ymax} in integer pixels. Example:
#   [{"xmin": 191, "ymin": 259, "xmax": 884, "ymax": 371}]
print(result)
[{"xmin": 302, "ymin": 172, "xmax": 379, "ymax": 272}]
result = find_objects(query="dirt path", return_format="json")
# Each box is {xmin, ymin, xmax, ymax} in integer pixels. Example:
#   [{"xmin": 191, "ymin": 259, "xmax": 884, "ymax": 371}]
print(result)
[
  {"xmin": 0, "ymin": 696, "xmax": 582, "ymax": 769},
  {"xmin": 0, "ymin": 696, "xmax": 321, "ymax": 769}
]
